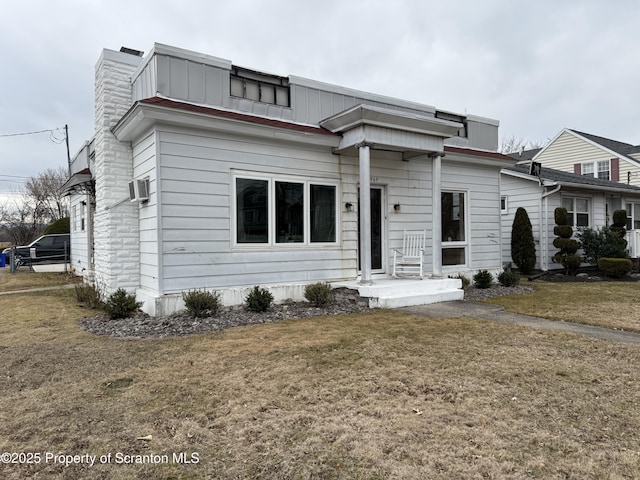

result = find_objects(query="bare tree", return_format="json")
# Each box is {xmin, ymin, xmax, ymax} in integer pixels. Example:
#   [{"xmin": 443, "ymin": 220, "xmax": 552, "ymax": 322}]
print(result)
[
  {"xmin": 23, "ymin": 166, "xmax": 69, "ymax": 223},
  {"xmin": 499, "ymin": 135, "xmax": 543, "ymax": 154}
]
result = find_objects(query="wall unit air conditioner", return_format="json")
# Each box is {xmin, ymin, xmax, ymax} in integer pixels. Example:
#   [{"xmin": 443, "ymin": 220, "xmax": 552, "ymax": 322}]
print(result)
[{"xmin": 129, "ymin": 178, "xmax": 150, "ymax": 202}]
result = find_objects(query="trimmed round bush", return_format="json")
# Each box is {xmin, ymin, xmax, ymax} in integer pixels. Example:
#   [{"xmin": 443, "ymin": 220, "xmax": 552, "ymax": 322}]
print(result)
[
  {"xmin": 612, "ymin": 209, "xmax": 628, "ymax": 227},
  {"xmin": 498, "ymin": 270, "xmax": 520, "ymax": 287},
  {"xmin": 473, "ymin": 270, "xmax": 493, "ymax": 289},
  {"xmin": 245, "ymin": 286, "xmax": 274, "ymax": 312},
  {"xmin": 553, "ymin": 225, "xmax": 573, "ymax": 239},
  {"xmin": 597, "ymin": 258, "xmax": 633, "ymax": 278},
  {"xmin": 552, "ymin": 237, "xmax": 580, "ymax": 253},
  {"xmin": 304, "ymin": 282, "xmax": 334, "ymax": 307},
  {"xmin": 554, "ymin": 208, "xmax": 568, "ymax": 226},
  {"xmin": 182, "ymin": 289, "xmax": 221, "ymax": 318}
]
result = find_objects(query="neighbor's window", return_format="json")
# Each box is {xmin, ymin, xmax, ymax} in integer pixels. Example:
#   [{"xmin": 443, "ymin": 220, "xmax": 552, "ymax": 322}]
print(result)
[
  {"xmin": 581, "ymin": 160, "xmax": 610, "ymax": 180},
  {"xmin": 562, "ymin": 197, "xmax": 590, "ymax": 227},
  {"xmin": 235, "ymin": 174, "xmax": 337, "ymax": 246},
  {"xmin": 442, "ymin": 191, "xmax": 467, "ymax": 266}
]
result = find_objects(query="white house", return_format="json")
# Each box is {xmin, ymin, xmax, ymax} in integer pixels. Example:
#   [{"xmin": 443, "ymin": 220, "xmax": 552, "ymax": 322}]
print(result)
[
  {"xmin": 500, "ymin": 162, "xmax": 640, "ymax": 272},
  {"xmin": 64, "ymin": 43, "xmax": 515, "ymax": 315}
]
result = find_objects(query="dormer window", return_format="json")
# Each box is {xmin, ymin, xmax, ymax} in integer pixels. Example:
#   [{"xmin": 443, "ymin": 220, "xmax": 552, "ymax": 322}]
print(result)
[{"xmin": 230, "ymin": 66, "xmax": 290, "ymax": 107}]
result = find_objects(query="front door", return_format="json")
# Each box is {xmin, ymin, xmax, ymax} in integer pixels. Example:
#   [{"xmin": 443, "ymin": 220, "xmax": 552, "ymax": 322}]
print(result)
[{"xmin": 358, "ymin": 187, "xmax": 384, "ymax": 271}]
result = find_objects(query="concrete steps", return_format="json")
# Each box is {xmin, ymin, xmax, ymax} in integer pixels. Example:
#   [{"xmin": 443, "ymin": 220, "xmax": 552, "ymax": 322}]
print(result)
[{"xmin": 334, "ymin": 277, "xmax": 463, "ymax": 308}]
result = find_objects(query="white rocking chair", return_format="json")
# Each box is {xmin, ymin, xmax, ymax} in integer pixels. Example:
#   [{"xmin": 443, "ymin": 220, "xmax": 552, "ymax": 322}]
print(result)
[{"xmin": 393, "ymin": 230, "xmax": 426, "ymax": 279}]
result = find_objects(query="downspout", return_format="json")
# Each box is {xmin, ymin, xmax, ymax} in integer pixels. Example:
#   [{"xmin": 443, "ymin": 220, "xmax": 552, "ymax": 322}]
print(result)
[{"xmin": 541, "ymin": 184, "xmax": 561, "ymax": 271}]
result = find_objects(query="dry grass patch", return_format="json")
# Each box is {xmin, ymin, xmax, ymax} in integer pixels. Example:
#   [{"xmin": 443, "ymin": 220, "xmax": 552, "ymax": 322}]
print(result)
[
  {"xmin": 1, "ymin": 292, "xmax": 640, "ymax": 479},
  {"xmin": 485, "ymin": 281, "xmax": 640, "ymax": 332},
  {"xmin": 0, "ymin": 270, "xmax": 81, "ymax": 292}
]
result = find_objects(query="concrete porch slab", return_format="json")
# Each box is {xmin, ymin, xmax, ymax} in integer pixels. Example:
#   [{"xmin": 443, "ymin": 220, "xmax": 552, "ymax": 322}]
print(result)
[{"xmin": 332, "ymin": 276, "xmax": 463, "ymax": 308}]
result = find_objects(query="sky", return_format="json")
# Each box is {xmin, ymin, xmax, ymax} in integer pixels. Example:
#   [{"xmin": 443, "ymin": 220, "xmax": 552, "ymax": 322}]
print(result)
[{"xmin": 1, "ymin": 0, "xmax": 640, "ymax": 203}]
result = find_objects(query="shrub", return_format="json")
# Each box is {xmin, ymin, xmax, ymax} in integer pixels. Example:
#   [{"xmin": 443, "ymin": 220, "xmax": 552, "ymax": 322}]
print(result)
[
  {"xmin": 578, "ymin": 226, "xmax": 629, "ymax": 265},
  {"xmin": 245, "ymin": 286, "xmax": 273, "ymax": 312},
  {"xmin": 498, "ymin": 270, "xmax": 520, "ymax": 287},
  {"xmin": 103, "ymin": 288, "xmax": 143, "ymax": 320},
  {"xmin": 597, "ymin": 258, "xmax": 633, "ymax": 278},
  {"xmin": 473, "ymin": 270, "xmax": 493, "ymax": 289},
  {"xmin": 552, "ymin": 207, "xmax": 581, "ymax": 275},
  {"xmin": 74, "ymin": 282, "xmax": 103, "ymax": 309},
  {"xmin": 182, "ymin": 289, "xmax": 221, "ymax": 318},
  {"xmin": 510, "ymin": 207, "xmax": 536, "ymax": 274},
  {"xmin": 44, "ymin": 217, "xmax": 70, "ymax": 234},
  {"xmin": 304, "ymin": 282, "xmax": 334, "ymax": 307}
]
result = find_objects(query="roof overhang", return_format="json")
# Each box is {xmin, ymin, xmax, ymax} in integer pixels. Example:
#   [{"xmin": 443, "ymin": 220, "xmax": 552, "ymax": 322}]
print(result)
[
  {"xmin": 320, "ymin": 104, "xmax": 463, "ymax": 153},
  {"xmin": 113, "ymin": 97, "xmax": 340, "ymax": 149},
  {"xmin": 60, "ymin": 169, "xmax": 94, "ymax": 196}
]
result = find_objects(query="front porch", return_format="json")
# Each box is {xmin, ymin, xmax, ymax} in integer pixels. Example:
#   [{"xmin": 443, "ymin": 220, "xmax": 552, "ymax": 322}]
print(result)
[{"xmin": 333, "ymin": 276, "xmax": 464, "ymax": 308}]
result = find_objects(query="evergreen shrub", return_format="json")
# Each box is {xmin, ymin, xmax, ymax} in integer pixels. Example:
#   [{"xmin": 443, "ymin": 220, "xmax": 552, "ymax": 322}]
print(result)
[
  {"xmin": 498, "ymin": 270, "xmax": 520, "ymax": 287},
  {"xmin": 245, "ymin": 286, "xmax": 274, "ymax": 312},
  {"xmin": 473, "ymin": 270, "xmax": 493, "ymax": 289},
  {"xmin": 597, "ymin": 258, "xmax": 633, "ymax": 278},
  {"xmin": 103, "ymin": 288, "xmax": 143, "ymax": 320},
  {"xmin": 304, "ymin": 282, "xmax": 334, "ymax": 307},
  {"xmin": 182, "ymin": 289, "xmax": 221, "ymax": 318},
  {"xmin": 510, "ymin": 207, "xmax": 536, "ymax": 275}
]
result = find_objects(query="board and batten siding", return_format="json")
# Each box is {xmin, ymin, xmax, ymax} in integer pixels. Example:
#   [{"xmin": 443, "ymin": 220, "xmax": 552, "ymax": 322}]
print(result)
[{"xmin": 155, "ymin": 125, "xmax": 351, "ymax": 294}]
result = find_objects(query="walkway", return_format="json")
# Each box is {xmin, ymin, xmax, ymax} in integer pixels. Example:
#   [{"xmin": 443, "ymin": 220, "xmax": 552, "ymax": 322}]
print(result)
[{"xmin": 402, "ymin": 300, "xmax": 640, "ymax": 345}]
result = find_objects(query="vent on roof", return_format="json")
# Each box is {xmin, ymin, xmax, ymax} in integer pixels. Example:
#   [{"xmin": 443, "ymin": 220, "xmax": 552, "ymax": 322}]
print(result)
[
  {"xmin": 129, "ymin": 178, "xmax": 150, "ymax": 202},
  {"xmin": 120, "ymin": 47, "xmax": 144, "ymax": 57}
]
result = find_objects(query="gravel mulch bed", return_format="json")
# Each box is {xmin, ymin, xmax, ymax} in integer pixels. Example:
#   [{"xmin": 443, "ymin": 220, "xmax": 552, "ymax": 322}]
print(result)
[{"xmin": 79, "ymin": 285, "xmax": 535, "ymax": 339}]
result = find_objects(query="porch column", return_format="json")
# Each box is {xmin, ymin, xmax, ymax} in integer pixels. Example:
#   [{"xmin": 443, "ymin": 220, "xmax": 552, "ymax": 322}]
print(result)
[
  {"xmin": 431, "ymin": 152, "xmax": 443, "ymax": 277},
  {"xmin": 358, "ymin": 142, "xmax": 373, "ymax": 285}
]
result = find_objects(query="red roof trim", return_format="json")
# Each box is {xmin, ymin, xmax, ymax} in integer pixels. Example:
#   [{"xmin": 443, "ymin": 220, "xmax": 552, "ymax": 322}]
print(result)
[
  {"xmin": 444, "ymin": 145, "xmax": 514, "ymax": 161},
  {"xmin": 139, "ymin": 97, "xmax": 337, "ymax": 136}
]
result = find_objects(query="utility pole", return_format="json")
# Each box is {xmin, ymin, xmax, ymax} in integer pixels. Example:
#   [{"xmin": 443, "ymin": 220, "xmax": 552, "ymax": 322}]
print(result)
[{"xmin": 65, "ymin": 124, "xmax": 71, "ymax": 173}]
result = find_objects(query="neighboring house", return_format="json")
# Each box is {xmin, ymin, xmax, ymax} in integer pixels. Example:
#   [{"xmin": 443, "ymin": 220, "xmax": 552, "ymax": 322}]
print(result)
[
  {"xmin": 520, "ymin": 128, "xmax": 640, "ymax": 187},
  {"xmin": 65, "ymin": 43, "xmax": 515, "ymax": 315},
  {"xmin": 500, "ymin": 162, "xmax": 640, "ymax": 272}
]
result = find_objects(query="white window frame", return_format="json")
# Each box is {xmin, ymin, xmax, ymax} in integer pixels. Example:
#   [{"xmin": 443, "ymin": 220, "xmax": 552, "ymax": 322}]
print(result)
[
  {"xmin": 232, "ymin": 171, "xmax": 340, "ymax": 248},
  {"xmin": 441, "ymin": 190, "xmax": 469, "ymax": 268},
  {"xmin": 80, "ymin": 202, "xmax": 85, "ymax": 231},
  {"xmin": 500, "ymin": 195, "xmax": 508, "ymax": 214},
  {"xmin": 581, "ymin": 160, "xmax": 610, "ymax": 180},
  {"xmin": 625, "ymin": 203, "xmax": 640, "ymax": 230},
  {"xmin": 561, "ymin": 196, "xmax": 591, "ymax": 228}
]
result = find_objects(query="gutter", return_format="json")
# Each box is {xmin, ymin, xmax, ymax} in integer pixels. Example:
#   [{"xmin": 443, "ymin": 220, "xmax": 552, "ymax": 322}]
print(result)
[{"xmin": 540, "ymin": 184, "xmax": 562, "ymax": 272}]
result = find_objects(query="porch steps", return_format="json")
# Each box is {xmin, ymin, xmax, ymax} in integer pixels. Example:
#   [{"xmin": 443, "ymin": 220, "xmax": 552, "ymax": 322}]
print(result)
[{"xmin": 336, "ymin": 277, "xmax": 464, "ymax": 309}]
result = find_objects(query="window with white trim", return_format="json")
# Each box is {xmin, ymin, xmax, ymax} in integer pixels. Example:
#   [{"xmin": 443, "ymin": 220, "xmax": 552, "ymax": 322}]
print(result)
[
  {"xmin": 442, "ymin": 191, "xmax": 467, "ymax": 266},
  {"xmin": 234, "ymin": 173, "xmax": 337, "ymax": 246},
  {"xmin": 500, "ymin": 195, "xmax": 508, "ymax": 214},
  {"xmin": 581, "ymin": 160, "xmax": 610, "ymax": 180},
  {"xmin": 625, "ymin": 203, "xmax": 640, "ymax": 230},
  {"xmin": 562, "ymin": 197, "xmax": 590, "ymax": 227}
]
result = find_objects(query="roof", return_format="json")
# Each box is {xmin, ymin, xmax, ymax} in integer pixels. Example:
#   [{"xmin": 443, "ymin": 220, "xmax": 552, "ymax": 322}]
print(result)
[
  {"xmin": 508, "ymin": 148, "xmax": 542, "ymax": 162},
  {"xmin": 139, "ymin": 97, "xmax": 337, "ymax": 136},
  {"xmin": 504, "ymin": 163, "xmax": 640, "ymax": 193},
  {"xmin": 568, "ymin": 129, "xmax": 640, "ymax": 156}
]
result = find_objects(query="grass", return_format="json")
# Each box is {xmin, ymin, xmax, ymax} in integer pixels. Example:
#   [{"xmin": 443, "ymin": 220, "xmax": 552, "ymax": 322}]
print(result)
[
  {"xmin": 0, "ymin": 270, "xmax": 81, "ymax": 293},
  {"xmin": 486, "ymin": 281, "xmax": 640, "ymax": 332},
  {"xmin": 1, "ymin": 272, "xmax": 640, "ymax": 478}
]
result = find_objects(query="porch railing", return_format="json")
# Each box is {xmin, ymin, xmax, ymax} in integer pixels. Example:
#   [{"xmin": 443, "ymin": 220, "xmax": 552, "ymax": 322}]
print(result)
[{"xmin": 625, "ymin": 230, "xmax": 640, "ymax": 258}]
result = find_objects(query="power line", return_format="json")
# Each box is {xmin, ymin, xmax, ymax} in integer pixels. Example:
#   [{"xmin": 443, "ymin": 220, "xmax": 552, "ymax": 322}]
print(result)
[{"xmin": 0, "ymin": 127, "xmax": 67, "ymax": 144}]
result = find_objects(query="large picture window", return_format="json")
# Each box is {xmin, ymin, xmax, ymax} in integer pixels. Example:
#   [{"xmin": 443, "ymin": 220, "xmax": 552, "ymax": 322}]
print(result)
[
  {"xmin": 235, "ymin": 174, "xmax": 337, "ymax": 246},
  {"xmin": 441, "ymin": 191, "xmax": 467, "ymax": 266}
]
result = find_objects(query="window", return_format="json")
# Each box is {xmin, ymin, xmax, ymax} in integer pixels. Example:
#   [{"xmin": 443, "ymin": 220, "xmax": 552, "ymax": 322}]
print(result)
[
  {"xmin": 80, "ymin": 202, "xmax": 85, "ymax": 231},
  {"xmin": 500, "ymin": 196, "xmax": 508, "ymax": 214},
  {"xmin": 625, "ymin": 203, "xmax": 640, "ymax": 230},
  {"xmin": 230, "ymin": 67, "xmax": 290, "ymax": 107},
  {"xmin": 442, "ymin": 191, "xmax": 467, "ymax": 266},
  {"xmin": 234, "ymin": 174, "xmax": 337, "ymax": 246},
  {"xmin": 72, "ymin": 205, "xmax": 78, "ymax": 232},
  {"xmin": 581, "ymin": 160, "xmax": 610, "ymax": 180},
  {"xmin": 562, "ymin": 197, "xmax": 590, "ymax": 227}
]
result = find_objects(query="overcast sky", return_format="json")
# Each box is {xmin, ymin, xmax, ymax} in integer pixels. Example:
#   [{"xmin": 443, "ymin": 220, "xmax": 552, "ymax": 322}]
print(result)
[{"xmin": 1, "ymin": 0, "xmax": 639, "ymax": 202}]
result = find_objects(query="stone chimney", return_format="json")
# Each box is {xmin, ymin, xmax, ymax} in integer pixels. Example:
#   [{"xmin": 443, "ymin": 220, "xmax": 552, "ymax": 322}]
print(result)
[{"xmin": 93, "ymin": 48, "xmax": 143, "ymax": 296}]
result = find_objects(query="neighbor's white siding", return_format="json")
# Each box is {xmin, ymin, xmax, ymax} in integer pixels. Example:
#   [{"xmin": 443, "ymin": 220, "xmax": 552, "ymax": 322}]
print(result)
[{"xmin": 537, "ymin": 130, "xmax": 615, "ymax": 172}]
